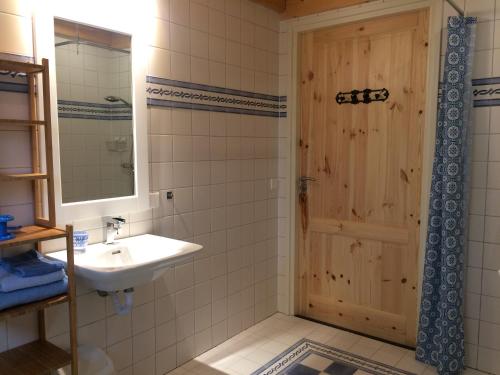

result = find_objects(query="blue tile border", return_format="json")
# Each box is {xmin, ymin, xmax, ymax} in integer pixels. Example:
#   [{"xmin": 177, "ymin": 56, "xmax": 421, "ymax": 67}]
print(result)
[
  {"xmin": 472, "ymin": 76, "xmax": 500, "ymax": 107},
  {"xmin": 474, "ymin": 98, "xmax": 500, "ymax": 107},
  {"xmin": 251, "ymin": 339, "xmax": 416, "ymax": 375},
  {"xmin": 0, "ymin": 81, "xmax": 28, "ymax": 93},
  {"xmin": 58, "ymin": 113, "xmax": 132, "ymax": 120},
  {"xmin": 58, "ymin": 100, "xmax": 132, "ymax": 120},
  {"xmin": 146, "ymin": 76, "xmax": 287, "ymax": 117},
  {"xmin": 1, "ymin": 56, "xmax": 288, "ymax": 117},
  {"xmin": 472, "ymin": 77, "xmax": 500, "ymax": 86},
  {"xmin": 146, "ymin": 75, "xmax": 285, "ymax": 102},
  {"xmin": 58, "ymin": 99, "xmax": 130, "ymax": 109}
]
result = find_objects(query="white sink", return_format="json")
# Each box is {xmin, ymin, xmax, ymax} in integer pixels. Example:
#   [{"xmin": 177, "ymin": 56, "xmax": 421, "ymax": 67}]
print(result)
[{"xmin": 49, "ymin": 234, "xmax": 203, "ymax": 292}]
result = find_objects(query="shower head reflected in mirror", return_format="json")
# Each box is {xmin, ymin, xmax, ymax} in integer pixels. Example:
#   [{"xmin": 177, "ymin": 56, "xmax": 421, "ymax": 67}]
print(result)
[{"xmin": 104, "ymin": 95, "xmax": 132, "ymax": 108}]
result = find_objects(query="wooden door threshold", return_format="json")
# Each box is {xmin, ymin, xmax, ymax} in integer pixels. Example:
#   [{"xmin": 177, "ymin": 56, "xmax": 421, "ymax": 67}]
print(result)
[{"xmin": 295, "ymin": 315, "xmax": 416, "ymax": 351}]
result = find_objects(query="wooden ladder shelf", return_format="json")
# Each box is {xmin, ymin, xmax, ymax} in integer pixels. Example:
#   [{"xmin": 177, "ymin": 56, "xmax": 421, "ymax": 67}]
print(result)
[{"xmin": 0, "ymin": 58, "xmax": 78, "ymax": 375}]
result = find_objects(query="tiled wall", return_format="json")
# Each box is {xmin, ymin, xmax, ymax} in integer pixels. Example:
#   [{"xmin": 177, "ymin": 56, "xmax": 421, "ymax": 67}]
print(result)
[
  {"xmin": 0, "ymin": 0, "xmax": 281, "ymax": 374},
  {"xmin": 462, "ymin": 0, "xmax": 500, "ymax": 373},
  {"xmin": 0, "ymin": 0, "xmax": 36, "ymax": 228}
]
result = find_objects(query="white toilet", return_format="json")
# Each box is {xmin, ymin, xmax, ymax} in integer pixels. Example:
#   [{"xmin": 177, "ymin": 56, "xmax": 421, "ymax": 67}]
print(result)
[{"xmin": 55, "ymin": 345, "xmax": 116, "ymax": 375}]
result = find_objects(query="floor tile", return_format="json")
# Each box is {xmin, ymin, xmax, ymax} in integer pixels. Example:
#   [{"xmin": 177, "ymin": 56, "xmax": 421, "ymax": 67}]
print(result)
[
  {"xmin": 287, "ymin": 363, "xmax": 321, "ymax": 375},
  {"xmin": 165, "ymin": 313, "xmax": 482, "ymax": 375},
  {"xmin": 300, "ymin": 353, "xmax": 333, "ymax": 371},
  {"xmin": 324, "ymin": 362, "xmax": 358, "ymax": 375}
]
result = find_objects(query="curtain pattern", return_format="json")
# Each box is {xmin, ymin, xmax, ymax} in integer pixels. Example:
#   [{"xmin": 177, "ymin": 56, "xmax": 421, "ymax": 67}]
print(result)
[{"xmin": 416, "ymin": 16, "xmax": 476, "ymax": 375}]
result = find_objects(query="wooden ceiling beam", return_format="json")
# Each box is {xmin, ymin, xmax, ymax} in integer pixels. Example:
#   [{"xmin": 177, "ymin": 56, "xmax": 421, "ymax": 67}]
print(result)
[
  {"xmin": 251, "ymin": 0, "xmax": 373, "ymax": 18},
  {"xmin": 284, "ymin": 0, "xmax": 371, "ymax": 18},
  {"xmin": 250, "ymin": 0, "xmax": 286, "ymax": 13}
]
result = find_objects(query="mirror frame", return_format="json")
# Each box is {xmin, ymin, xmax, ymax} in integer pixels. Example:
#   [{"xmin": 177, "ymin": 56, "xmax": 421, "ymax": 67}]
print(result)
[{"xmin": 33, "ymin": 0, "xmax": 150, "ymax": 225}]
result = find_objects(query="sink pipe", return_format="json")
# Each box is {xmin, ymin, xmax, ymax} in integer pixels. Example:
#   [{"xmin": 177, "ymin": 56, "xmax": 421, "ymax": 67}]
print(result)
[{"xmin": 98, "ymin": 288, "xmax": 134, "ymax": 315}]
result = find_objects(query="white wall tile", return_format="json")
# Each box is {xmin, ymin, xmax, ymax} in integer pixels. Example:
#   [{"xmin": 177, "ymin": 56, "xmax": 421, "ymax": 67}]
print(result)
[
  {"xmin": 170, "ymin": 0, "xmax": 190, "ymax": 26},
  {"xmin": 194, "ymin": 327, "xmax": 212, "ymax": 355},
  {"xmin": 107, "ymin": 338, "xmax": 133, "ymax": 371},
  {"xmin": 176, "ymin": 312, "xmax": 195, "ymax": 341},
  {"xmin": 468, "ymin": 241, "xmax": 484, "ymax": 268},
  {"xmin": 480, "ymin": 295, "xmax": 500, "ymax": 323},
  {"xmin": 151, "ymin": 18, "xmax": 171, "ymax": 50},
  {"xmin": 483, "ymin": 269, "xmax": 500, "ymax": 297},
  {"xmin": 476, "ymin": 21, "xmax": 495, "ymax": 50},
  {"xmin": 132, "ymin": 328, "xmax": 156, "ymax": 363},
  {"xmin": 466, "ymin": 0, "xmax": 495, "ymax": 21},
  {"xmin": 209, "ymin": 35, "xmax": 226, "ymax": 62},
  {"xmin": 170, "ymin": 23, "xmax": 190, "ymax": 54},
  {"xmin": 478, "ymin": 346, "xmax": 500, "ymax": 373},
  {"xmin": 479, "ymin": 321, "xmax": 500, "ymax": 349},
  {"xmin": 132, "ymin": 302, "xmax": 155, "ymax": 335},
  {"xmin": 467, "ymin": 267, "xmax": 483, "ymax": 294},
  {"xmin": 483, "ymin": 243, "xmax": 500, "ymax": 270},
  {"xmin": 485, "ymin": 189, "xmax": 500, "ymax": 216},
  {"xmin": 473, "ymin": 50, "xmax": 493, "ymax": 78},
  {"xmin": 470, "ymin": 213, "xmax": 484, "ymax": 241},
  {"xmin": 155, "ymin": 295, "xmax": 176, "ymax": 325},
  {"xmin": 209, "ymin": 9, "xmax": 226, "ymax": 37},
  {"xmin": 171, "ymin": 52, "xmax": 191, "ymax": 81},
  {"xmin": 156, "ymin": 320, "xmax": 176, "ymax": 351},
  {"xmin": 173, "ymin": 135, "xmax": 194, "ymax": 161},
  {"xmin": 106, "ymin": 313, "xmax": 132, "ymax": 346},
  {"xmin": 190, "ymin": 2, "xmax": 209, "ymax": 32},
  {"xmin": 156, "ymin": 344, "xmax": 177, "ymax": 374},
  {"xmin": 191, "ymin": 31, "xmax": 209, "ymax": 59},
  {"xmin": 149, "ymin": 47, "xmax": 171, "ymax": 78}
]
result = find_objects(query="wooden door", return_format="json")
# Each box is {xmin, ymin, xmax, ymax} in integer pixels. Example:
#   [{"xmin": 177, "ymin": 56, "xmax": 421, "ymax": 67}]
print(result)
[{"xmin": 296, "ymin": 9, "xmax": 429, "ymax": 347}]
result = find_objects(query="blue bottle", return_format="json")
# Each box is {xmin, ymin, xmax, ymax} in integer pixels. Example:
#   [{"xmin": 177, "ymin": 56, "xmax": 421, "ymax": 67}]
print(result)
[{"xmin": 0, "ymin": 215, "xmax": 21, "ymax": 241}]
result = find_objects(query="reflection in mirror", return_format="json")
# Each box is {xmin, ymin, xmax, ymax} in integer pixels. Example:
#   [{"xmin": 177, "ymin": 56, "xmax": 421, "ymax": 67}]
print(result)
[{"xmin": 54, "ymin": 19, "xmax": 134, "ymax": 204}]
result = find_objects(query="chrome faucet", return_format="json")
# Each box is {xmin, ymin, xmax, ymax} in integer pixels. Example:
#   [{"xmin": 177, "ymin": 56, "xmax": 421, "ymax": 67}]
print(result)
[{"xmin": 105, "ymin": 217, "xmax": 126, "ymax": 244}]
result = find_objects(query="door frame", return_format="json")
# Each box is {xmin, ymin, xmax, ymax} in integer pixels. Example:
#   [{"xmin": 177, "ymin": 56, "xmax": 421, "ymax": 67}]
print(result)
[{"xmin": 285, "ymin": 0, "xmax": 444, "ymax": 321}]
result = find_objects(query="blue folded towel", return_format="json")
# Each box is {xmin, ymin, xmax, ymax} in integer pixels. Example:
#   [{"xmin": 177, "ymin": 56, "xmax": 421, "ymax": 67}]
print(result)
[
  {"xmin": 0, "ymin": 268, "xmax": 66, "ymax": 292},
  {"xmin": 0, "ymin": 276, "xmax": 68, "ymax": 311},
  {"xmin": 0, "ymin": 250, "xmax": 64, "ymax": 277}
]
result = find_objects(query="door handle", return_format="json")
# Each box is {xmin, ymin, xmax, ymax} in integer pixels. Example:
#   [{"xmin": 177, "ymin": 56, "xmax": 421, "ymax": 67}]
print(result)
[
  {"xmin": 298, "ymin": 176, "xmax": 317, "ymax": 195},
  {"xmin": 299, "ymin": 176, "xmax": 317, "ymax": 182}
]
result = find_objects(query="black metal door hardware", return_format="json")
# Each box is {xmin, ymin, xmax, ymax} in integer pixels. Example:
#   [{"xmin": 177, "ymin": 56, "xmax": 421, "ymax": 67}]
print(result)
[{"xmin": 336, "ymin": 88, "xmax": 389, "ymax": 105}]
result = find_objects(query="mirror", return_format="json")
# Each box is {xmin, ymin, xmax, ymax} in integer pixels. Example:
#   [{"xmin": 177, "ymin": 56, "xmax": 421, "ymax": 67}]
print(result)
[{"xmin": 54, "ymin": 19, "xmax": 134, "ymax": 204}]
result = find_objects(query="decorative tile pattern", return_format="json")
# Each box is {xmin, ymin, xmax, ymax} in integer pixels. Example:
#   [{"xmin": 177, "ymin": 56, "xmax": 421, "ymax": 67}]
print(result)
[
  {"xmin": 0, "ymin": 71, "xmax": 27, "ymax": 93},
  {"xmin": 146, "ymin": 76, "xmax": 287, "ymax": 117},
  {"xmin": 0, "ymin": 74, "xmax": 289, "ymax": 117},
  {"xmin": 251, "ymin": 339, "xmax": 416, "ymax": 375},
  {"xmin": 472, "ymin": 77, "xmax": 500, "ymax": 107},
  {"xmin": 57, "ymin": 100, "xmax": 132, "ymax": 120}
]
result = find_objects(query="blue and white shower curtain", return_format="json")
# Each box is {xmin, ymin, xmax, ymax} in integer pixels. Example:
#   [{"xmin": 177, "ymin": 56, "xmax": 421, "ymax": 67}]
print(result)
[{"xmin": 416, "ymin": 16, "xmax": 476, "ymax": 375}]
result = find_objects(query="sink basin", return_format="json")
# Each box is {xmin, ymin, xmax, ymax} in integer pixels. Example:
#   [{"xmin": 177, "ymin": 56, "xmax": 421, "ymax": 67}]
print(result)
[{"xmin": 49, "ymin": 234, "xmax": 203, "ymax": 292}]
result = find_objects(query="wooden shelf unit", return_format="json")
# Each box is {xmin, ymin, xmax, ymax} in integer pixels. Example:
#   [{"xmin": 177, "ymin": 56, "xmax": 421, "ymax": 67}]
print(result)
[
  {"xmin": 0, "ymin": 294, "xmax": 69, "ymax": 320},
  {"xmin": 0, "ymin": 60, "xmax": 44, "ymax": 74},
  {"xmin": 0, "ymin": 340, "xmax": 71, "ymax": 375},
  {"xmin": 0, "ymin": 58, "xmax": 78, "ymax": 374},
  {"xmin": 0, "ymin": 119, "xmax": 46, "ymax": 127},
  {"xmin": 0, "ymin": 225, "xmax": 66, "ymax": 249},
  {"xmin": 0, "ymin": 173, "xmax": 48, "ymax": 181}
]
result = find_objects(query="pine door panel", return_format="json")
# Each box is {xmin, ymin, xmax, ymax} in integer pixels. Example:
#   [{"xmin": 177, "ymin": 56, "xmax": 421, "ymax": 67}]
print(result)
[{"xmin": 296, "ymin": 9, "xmax": 429, "ymax": 346}]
